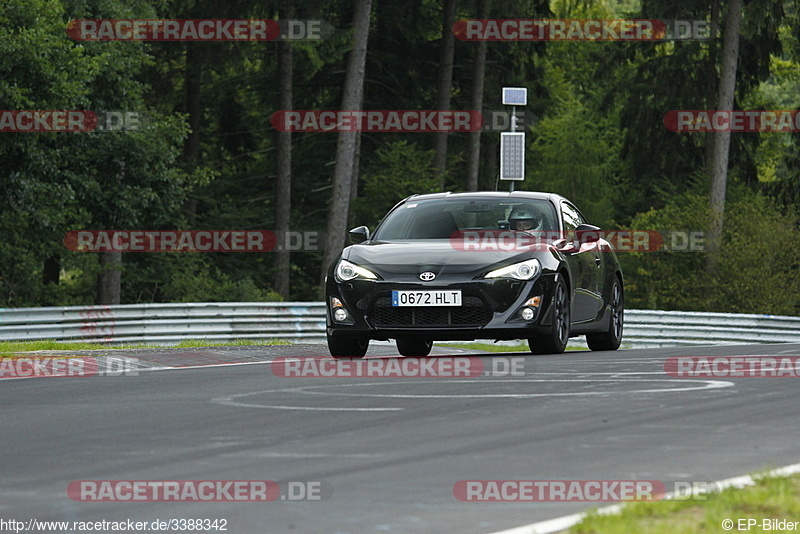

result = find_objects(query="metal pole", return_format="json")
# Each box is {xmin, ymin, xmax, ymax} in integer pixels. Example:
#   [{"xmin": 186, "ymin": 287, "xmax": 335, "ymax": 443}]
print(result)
[{"xmin": 509, "ymin": 106, "xmax": 516, "ymax": 192}]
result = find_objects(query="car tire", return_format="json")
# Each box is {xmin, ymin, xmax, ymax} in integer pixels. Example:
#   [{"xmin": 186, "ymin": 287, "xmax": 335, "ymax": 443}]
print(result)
[
  {"xmin": 396, "ymin": 338, "xmax": 433, "ymax": 357},
  {"xmin": 587, "ymin": 277, "xmax": 623, "ymax": 351},
  {"xmin": 327, "ymin": 333, "xmax": 369, "ymax": 358},
  {"xmin": 528, "ymin": 277, "xmax": 570, "ymax": 354}
]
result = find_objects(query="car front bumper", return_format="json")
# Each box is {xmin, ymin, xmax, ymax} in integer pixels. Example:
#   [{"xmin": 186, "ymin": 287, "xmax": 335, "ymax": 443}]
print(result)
[{"xmin": 326, "ymin": 273, "xmax": 559, "ymax": 341}]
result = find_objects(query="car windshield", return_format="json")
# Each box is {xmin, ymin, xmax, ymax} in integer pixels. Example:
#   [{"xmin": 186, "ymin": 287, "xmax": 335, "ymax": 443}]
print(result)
[{"xmin": 372, "ymin": 197, "xmax": 559, "ymax": 240}]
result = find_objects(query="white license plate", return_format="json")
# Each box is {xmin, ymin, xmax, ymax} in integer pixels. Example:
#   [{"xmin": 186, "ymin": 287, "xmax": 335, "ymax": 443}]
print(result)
[{"xmin": 391, "ymin": 290, "xmax": 462, "ymax": 307}]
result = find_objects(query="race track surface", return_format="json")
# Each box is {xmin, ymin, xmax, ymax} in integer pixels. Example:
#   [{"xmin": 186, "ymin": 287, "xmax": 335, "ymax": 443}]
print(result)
[{"xmin": 2, "ymin": 343, "xmax": 799, "ymax": 533}]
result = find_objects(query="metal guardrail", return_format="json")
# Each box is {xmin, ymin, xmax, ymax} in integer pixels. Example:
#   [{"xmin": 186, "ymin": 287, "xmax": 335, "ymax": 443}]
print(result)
[
  {"xmin": 617, "ymin": 310, "xmax": 800, "ymax": 347},
  {"xmin": 0, "ymin": 303, "xmax": 327, "ymax": 344},
  {"xmin": 0, "ymin": 302, "xmax": 798, "ymax": 348}
]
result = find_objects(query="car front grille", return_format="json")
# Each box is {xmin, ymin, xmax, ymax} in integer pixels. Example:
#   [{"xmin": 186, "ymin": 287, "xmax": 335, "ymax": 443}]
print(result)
[{"xmin": 369, "ymin": 296, "xmax": 492, "ymax": 327}]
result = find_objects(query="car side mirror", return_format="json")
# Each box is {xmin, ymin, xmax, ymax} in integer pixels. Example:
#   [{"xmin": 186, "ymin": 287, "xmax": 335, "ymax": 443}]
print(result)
[
  {"xmin": 349, "ymin": 226, "xmax": 370, "ymax": 244},
  {"xmin": 575, "ymin": 224, "xmax": 601, "ymax": 244}
]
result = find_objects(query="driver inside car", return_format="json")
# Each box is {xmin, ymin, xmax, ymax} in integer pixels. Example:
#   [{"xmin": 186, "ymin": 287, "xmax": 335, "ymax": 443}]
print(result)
[{"xmin": 508, "ymin": 207, "xmax": 543, "ymax": 233}]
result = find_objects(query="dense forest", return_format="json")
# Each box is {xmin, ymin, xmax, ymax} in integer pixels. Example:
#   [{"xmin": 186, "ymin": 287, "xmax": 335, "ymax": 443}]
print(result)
[{"xmin": 0, "ymin": 0, "xmax": 798, "ymax": 314}]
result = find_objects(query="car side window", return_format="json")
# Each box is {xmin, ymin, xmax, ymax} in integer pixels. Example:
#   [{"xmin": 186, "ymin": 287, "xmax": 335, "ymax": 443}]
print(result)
[{"xmin": 561, "ymin": 202, "xmax": 586, "ymax": 241}]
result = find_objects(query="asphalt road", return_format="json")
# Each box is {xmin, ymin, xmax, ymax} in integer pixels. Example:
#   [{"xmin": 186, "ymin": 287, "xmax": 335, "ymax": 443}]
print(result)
[{"xmin": 2, "ymin": 342, "xmax": 799, "ymax": 533}]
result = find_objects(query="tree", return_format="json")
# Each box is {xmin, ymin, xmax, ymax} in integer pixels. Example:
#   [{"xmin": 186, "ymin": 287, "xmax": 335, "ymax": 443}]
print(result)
[
  {"xmin": 0, "ymin": 0, "xmax": 795, "ymax": 311},
  {"xmin": 0, "ymin": 0, "xmax": 93, "ymax": 306},
  {"xmin": 620, "ymin": 190, "xmax": 800, "ymax": 314},
  {"xmin": 0, "ymin": 0, "xmax": 189, "ymax": 305},
  {"xmin": 465, "ymin": 0, "xmax": 488, "ymax": 191},
  {"xmin": 320, "ymin": 0, "xmax": 373, "ymax": 285},
  {"xmin": 275, "ymin": 0, "xmax": 295, "ymax": 299},
  {"xmin": 707, "ymin": 0, "xmax": 744, "ymax": 265},
  {"xmin": 432, "ymin": 0, "xmax": 456, "ymax": 187}
]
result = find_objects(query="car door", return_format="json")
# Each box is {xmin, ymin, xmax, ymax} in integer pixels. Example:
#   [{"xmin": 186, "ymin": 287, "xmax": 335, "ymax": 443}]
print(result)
[{"xmin": 560, "ymin": 202, "xmax": 603, "ymax": 323}]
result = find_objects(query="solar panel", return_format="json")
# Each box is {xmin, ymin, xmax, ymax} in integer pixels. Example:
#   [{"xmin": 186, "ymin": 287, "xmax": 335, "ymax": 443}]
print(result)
[
  {"xmin": 502, "ymin": 87, "xmax": 528, "ymax": 106},
  {"xmin": 500, "ymin": 132, "xmax": 525, "ymax": 181}
]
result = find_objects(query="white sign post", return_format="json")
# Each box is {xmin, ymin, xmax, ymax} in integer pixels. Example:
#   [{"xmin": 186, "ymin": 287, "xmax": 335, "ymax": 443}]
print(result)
[{"xmin": 500, "ymin": 87, "xmax": 527, "ymax": 191}]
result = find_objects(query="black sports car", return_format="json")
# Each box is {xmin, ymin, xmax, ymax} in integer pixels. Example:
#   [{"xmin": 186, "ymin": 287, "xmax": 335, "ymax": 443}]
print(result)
[{"xmin": 325, "ymin": 191, "xmax": 623, "ymax": 357}]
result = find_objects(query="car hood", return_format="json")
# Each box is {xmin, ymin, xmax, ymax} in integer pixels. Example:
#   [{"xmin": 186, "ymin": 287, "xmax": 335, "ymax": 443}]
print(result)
[{"xmin": 342, "ymin": 240, "xmax": 550, "ymax": 277}]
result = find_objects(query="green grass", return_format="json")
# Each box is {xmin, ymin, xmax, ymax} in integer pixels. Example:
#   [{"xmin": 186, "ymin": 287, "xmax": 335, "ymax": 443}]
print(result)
[
  {"xmin": 569, "ymin": 473, "xmax": 800, "ymax": 533},
  {"xmin": 166, "ymin": 338, "xmax": 291, "ymax": 348},
  {"xmin": 438, "ymin": 341, "xmax": 586, "ymax": 352},
  {"xmin": 0, "ymin": 340, "xmax": 106, "ymax": 354},
  {"xmin": 439, "ymin": 342, "xmax": 532, "ymax": 352},
  {"xmin": 0, "ymin": 338, "xmax": 291, "ymax": 354}
]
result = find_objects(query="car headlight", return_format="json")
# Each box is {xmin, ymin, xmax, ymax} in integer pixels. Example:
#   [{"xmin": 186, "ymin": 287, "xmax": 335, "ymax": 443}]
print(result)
[
  {"xmin": 485, "ymin": 259, "xmax": 541, "ymax": 281},
  {"xmin": 335, "ymin": 259, "xmax": 378, "ymax": 282}
]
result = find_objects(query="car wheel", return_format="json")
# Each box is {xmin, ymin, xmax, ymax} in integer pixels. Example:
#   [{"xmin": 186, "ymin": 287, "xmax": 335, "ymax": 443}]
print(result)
[
  {"xmin": 587, "ymin": 277, "xmax": 623, "ymax": 351},
  {"xmin": 327, "ymin": 333, "xmax": 369, "ymax": 358},
  {"xmin": 396, "ymin": 338, "xmax": 433, "ymax": 357},
  {"xmin": 528, "ymin": 277, "xmax": 570, "ymax": 354}
]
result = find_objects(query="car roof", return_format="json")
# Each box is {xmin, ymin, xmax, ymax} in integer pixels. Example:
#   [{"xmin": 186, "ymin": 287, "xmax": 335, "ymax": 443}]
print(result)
[{"xmin": 400, "ymin": 191, "xmax": 568, "ymax": 204}]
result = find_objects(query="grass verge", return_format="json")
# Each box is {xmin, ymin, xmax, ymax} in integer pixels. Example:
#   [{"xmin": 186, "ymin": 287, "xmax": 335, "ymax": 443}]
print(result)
[
  {"xmin": 439, "ymin": 342, "xmax": 531, "ymax": 352},
  {"xmin": 438, "ymin": 342, "xmax": 586, "ymax": 352},
  {"xmin": 0, "ymin": 338, "xmax": 291, "ymax": 354},
  {"xmin": 569, "ymin": 473, "xmax": 800, "ymax": 533}
]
